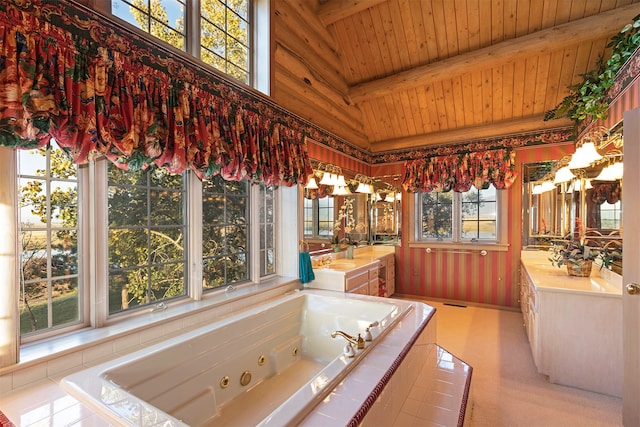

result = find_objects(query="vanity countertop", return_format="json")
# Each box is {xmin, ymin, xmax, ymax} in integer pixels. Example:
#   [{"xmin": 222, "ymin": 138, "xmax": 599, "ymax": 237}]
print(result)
[
  {"xmin": 311, "ymin": 245, "xmax": 395, "ymax": 276},
  {"xmin": 521, "ymin": 250, "xmax": 622, "ymax": 296}
]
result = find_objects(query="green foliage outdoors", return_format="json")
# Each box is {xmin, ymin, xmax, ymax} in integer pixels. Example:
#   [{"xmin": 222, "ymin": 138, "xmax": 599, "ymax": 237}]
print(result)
[
  {"xmin": 127, "ymin": 0, "xmax": 249, "ymax": 83},
  {"xmin": 545, "ymin": 14, "xmax": 640, "ymax": 122}
]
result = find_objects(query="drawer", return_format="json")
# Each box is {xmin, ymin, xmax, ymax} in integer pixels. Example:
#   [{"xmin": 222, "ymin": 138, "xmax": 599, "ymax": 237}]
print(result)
[{"xmin": 345, "ymin": 270, "xmax": 370, "ymax": 292}]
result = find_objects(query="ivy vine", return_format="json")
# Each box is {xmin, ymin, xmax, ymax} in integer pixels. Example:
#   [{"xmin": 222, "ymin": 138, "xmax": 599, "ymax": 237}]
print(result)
[{"xmin": 544, "ymin": 13, "xmax": 640, "ymax": 122}]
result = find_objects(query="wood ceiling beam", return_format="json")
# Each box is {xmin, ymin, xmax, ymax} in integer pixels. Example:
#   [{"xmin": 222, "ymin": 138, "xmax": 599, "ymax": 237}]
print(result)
[
  {"xmin": 350, "ymin": 3, "xmax": 640, "ymax": 103},
  {"xmin": 368, "ymin": 115, "xmax": 574, "ymax": 153},
  {"xmin": 317, "ymin": 0, "xmax": 388, "ymax": 26}
]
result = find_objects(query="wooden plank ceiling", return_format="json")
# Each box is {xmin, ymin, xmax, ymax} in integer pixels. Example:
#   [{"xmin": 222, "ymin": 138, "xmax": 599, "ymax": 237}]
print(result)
[{"xmin": 272, "ymin": 0, "xmax": 640, "ymax": 154}]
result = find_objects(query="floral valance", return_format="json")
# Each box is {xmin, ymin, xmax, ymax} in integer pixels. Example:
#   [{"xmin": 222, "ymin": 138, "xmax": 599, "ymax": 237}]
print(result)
[
  {"xmin": 0, "ymin": 1, "xmax": 312, "ymax": 186},
  {"xmin": 402, "ymin": 149, "xmax": 517, "ymax": 193}
]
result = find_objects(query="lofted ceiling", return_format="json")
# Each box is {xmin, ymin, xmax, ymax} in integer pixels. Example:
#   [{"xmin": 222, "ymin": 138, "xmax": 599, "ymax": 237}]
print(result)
[{"xmin": 272, "ymin": 0, "xmax": 640, "ymax": 154}]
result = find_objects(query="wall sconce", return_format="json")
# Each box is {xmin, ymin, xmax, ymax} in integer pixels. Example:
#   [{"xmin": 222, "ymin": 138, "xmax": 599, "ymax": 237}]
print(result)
[
  {"xmin": 553, "ymin": 166, "xmax": 575, "ymax": 184},
  {"xmin": 354, "ymin": 174, "xmax": 374, "ymax": 194},
  {"xmin": 305, "ymin": 176, "xmax": 319, "ymax": 189},
  {"xmin": 594, "ymin": 161, "xmax": 623, "ymax": 181},
  {"xmin": 568, "ymin": 140, "xmax": 602, "ymax": 169}
]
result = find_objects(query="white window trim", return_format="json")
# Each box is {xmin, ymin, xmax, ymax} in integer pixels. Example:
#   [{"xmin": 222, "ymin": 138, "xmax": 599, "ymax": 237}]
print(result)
[{"xmin": 407, "ymin": 189, "xmax": 510, "ymax": 253}]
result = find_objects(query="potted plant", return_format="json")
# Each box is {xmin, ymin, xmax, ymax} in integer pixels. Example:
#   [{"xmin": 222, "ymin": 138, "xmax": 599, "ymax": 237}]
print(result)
[{"xmin": 549, "ymin": 236, "xmax": 599, "ymax": 277}]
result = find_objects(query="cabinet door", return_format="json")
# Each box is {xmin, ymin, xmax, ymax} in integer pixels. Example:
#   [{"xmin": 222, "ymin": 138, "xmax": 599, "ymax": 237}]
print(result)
[
  {"xmin": 349, "ymin": 282, "xmax": 369, "ymax": 295},
  {"xmin": 387, "ymin": 255, "xmax": 395, "ymax": 296}
]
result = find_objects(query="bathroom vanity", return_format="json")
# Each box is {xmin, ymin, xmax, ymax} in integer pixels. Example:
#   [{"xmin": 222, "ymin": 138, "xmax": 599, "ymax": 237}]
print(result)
[
  {"xmin": 520, "ymin": 250, "xmax": 622, "ymax": 397},
  {"xmin": 306, "ymin": 246, "xmax": 395, "ymax": 297}
]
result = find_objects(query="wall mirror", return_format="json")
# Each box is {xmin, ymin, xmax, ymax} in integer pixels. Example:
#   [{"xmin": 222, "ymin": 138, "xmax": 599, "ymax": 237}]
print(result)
[
  {"xmin": 302, "ymin": 167, "xmax": 401, "ymax": 252},
  {"xmin": 522, "ymin": 129, "xmax": 623, "ymax": 273}
]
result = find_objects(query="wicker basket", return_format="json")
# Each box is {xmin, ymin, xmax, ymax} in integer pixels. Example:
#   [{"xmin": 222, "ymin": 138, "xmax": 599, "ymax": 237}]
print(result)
[{"xmin": 566, "ymin": 259, "xmax": 592, "ymax": 277}]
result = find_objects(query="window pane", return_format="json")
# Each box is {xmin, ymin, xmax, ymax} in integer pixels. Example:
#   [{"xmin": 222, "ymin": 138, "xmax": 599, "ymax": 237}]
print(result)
[
  {"xmin": 20, "ymin": 281, "xmax": 48, "ymax": 334},
  {"xmin": 52, "ymin": 277, "xmax": 80, "ymax": 327},
  {"xmin": 108, "ymin": 165, "xmax": 186, "ymax": 315},
  {"xmin": 260, "ymin": 184, "xmax": 275, "ymax": 277},
  {"xmin": 112, "ymin": 0, "xmax": 185, "ymax": 49},
  {"xmin": 18, "ymin": 141, "xmax": 82, "ymax": 337},
  {"xmin": 461, "ymin": 188, "xmax": 497, "ymax": 241},
  {"xmin": 421, "ymin": 192, "xmax": 453, "ymax": 239},
  {"xmin": 202, "ymin": 175, "xmax": 249, "ymax": 290}
]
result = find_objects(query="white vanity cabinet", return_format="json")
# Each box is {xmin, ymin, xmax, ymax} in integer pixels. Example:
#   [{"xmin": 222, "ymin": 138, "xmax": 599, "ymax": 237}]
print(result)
[
  {"xmin": 306, "ymin": 246, "xmax": 395, "ymax": 297},
  {"xmin": 377, "ymin": 253, "xmax": 395, "ymax": 297},
  {"xmin": 519, "ymin": 267, "xmax": 539, "ymax": 367},
  {"xmin": 520, "ymin": 251, "xmax": 622, "ymax": 397}
]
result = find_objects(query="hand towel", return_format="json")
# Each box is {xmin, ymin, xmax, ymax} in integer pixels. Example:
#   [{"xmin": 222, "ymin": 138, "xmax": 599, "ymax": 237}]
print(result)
[{"xmin": 299, "ymin": 252, "xmax": 315, "ymax": 284}]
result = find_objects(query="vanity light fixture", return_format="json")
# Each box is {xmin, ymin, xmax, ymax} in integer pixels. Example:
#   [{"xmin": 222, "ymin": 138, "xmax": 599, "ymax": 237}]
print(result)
[
  {"xmin": 568, "ymin": 141, "xmax": 603, "ymax": 169},
  {"xmin": 540, "ymin": 181, "xmax": 557, "ymax": 192},
  {"xmin": 305, "ymin": 176, "xmax": 319, "ymax": 189},
  {"xmin": 553, "ymin": 166, "xmax": 575, "ymax": 184},
  {"xmin": 594, "ymin": 161, "xmax": 623, "ymax": 181},
  {"xmin": 333, "ymin": 185, "xmax": 349, "ymax": 196},
  {"xmin": 319, "ymin": 171, "xmax": 333, "ymax": 185},
  {"xmin": 532, "ymin": 184, "xmax": 544, "ymax": 195}
]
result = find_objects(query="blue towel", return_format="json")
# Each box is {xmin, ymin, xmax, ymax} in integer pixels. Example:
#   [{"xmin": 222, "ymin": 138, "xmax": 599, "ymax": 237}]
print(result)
[{"xmin": 299, "ymin": 252, "xmax": 315, "ymax": 284}]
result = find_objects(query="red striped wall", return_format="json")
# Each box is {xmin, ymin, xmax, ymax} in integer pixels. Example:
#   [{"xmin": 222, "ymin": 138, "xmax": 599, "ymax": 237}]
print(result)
[{"xmin": 389, "ymin": 144, "xmax": 575, "ymax": 307}]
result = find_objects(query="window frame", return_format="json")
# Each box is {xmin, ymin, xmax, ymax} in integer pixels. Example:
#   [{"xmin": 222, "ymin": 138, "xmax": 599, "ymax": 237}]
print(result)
[
  {"xmin": 17, "ymin": 143, "xmax": 89, "ymax": 342},
  {"xmin": 303, "ymin": 196, "xmax": 335, "ymax": 240},
  {"xmin": 409, "ymin": 187, "xmax": 509, "ymax": 251},
  {"xmin": 107, "ymin": 0, "xmax": 255, "ymax": 86}
]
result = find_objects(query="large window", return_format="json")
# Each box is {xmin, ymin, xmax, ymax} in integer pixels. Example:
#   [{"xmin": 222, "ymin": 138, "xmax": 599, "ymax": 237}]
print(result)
[
  {"xmin": 18, "ymin": 142, "xmax": 82, "ymax": 337},
  {"xmin": 108, "ymin": 165, "xmax": 187, "ymax": 314},
  {"xmin": 17, "ymin": 149, "xmax": 278, "ymax": 339},
  {"xmin": 111, "ymin": 0, "xmax": 251, "ymax": 84},
  {"xmin": 419, "ymin": 187, "xmax": 499, "ymax": 243}
]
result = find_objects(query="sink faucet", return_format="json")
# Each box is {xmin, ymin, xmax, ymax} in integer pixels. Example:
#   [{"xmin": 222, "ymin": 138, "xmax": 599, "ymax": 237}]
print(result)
[{"xmin": 331, "ymin": 330, "xmax": 365, "ymax": 350}]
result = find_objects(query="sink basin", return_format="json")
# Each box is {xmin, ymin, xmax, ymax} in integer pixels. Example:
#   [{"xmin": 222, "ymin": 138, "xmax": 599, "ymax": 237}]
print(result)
[{"xmin": 326, "ymin": 262, "xmax": 358, "ymax": 270}]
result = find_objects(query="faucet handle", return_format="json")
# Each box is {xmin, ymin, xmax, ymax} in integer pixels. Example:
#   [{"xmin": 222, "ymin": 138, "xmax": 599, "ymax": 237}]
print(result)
[
  {"xmin": 355, "ymin": 333, "xmax": 365, "ymax": 349},
  {"xmin": 364, "ymin": 321, "xmax": 379, "ymax": 341}
]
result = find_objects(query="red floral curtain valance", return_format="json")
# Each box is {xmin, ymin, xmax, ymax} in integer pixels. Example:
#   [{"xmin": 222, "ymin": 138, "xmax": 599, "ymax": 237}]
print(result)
[
  {"xmin": 402, "ymin": 149, "xmax": 517, "ymax": 193},
  {"xmin": 0, "ymin": 2, "xmax": 312, "ymax": 186}
]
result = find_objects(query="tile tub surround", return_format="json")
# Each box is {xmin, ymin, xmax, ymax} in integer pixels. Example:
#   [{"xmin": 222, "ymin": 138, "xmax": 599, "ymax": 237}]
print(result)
[
  {"xmin": 60, "ymin": 292, "xmax": 412, "ymax": 426},
  {"xmin": 0, "ymin": 287, "xmax": 470, "ymax": 426}
]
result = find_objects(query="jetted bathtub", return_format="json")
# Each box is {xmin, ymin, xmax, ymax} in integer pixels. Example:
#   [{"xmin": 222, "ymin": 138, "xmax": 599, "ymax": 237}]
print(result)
[{"xmin": 61, "ymin": 290, "xmax": 430, "ymax": 426}]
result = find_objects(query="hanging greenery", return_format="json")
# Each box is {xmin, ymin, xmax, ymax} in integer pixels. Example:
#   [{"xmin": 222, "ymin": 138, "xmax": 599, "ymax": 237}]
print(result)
[{"xmin": 545, "ymin": 13, "xmax": 640, "ymax": 122}]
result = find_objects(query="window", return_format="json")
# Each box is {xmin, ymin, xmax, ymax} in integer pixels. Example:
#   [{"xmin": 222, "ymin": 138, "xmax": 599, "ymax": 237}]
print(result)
[
  {"xmin": 202, "ymin": 175, "xmax": 249, "ymax": 290},
  {"xmin": 17, "ymin": 152, "xmax": 278, "ymax": 339},
  {"xmin": 259, "ymin": 183, "xmax": 275, "ymax": 277},
  {"xmin": 18, "ymin": 141, "xmax": 83, "ymax": 337},
  {"xmin": 112, "ymin": 0, "xmax": 186, "ymax": 50},
  {"xmin": 418, "ymin": 187, "xmax": 499, "ymax": 243},
  {"xmin": 108, "ymin": 164, "xmax": 187, "ymax": 314},
  {"xmin": 600, "ymin": 200, "xmax": 622, "ymax": 230},
  {"xmin": 111, "ymin": 0, "xmax": 251, "ymax": 84},
  {"xmin": 303, "ymin": 197, "xmax": 334, "ymax": 238},
  {"xmin": 200, "ymin": 0, "xmax": 250, "ymax": 83}
]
